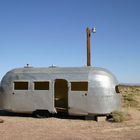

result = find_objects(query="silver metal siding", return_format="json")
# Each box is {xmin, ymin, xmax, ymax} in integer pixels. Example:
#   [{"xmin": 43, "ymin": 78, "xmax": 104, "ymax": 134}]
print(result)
[{"xmin": 0, "ymin": 67, "xmax": 121, "ymax": 115}]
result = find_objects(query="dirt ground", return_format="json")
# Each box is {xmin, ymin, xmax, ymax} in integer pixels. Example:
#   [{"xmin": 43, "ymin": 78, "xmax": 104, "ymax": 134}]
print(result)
[{"xmin": 0, "ymin": 85, "xmax": 140, "ymax": 140}]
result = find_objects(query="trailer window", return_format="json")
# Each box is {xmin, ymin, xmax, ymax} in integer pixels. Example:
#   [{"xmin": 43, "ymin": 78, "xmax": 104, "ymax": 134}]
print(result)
[
  {"xmin": 14, "ymin": 82, "xmax": 28, "ymax": 90},
  {"xmin": 71, "ymin": 82, "xmax": 88, "ymax": 91},
  {"xmin": 34, "ymin": 81, "xmax": 49, "ymax": 90},
  {"xmin": 115, "ymin": 85, "xmax": 120, "ymax": 93}
]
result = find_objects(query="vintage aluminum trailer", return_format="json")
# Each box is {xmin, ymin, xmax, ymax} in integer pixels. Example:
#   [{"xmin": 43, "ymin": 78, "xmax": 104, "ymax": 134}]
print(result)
[{"xmin": 0, "ymin": 66, "xmax": 121, "ymax": 117}]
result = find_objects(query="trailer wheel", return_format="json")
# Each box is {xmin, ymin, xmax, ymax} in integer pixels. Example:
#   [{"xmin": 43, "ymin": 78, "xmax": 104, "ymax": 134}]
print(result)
[{"xmin": 33, "ymin": 110, "xmax": 50, "ymax": 118}]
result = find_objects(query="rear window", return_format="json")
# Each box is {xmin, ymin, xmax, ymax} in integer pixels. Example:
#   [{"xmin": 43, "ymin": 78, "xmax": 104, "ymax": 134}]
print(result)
[{"xmin": 115, "ymin": 85, "xmax": 120, "ymax": 93}]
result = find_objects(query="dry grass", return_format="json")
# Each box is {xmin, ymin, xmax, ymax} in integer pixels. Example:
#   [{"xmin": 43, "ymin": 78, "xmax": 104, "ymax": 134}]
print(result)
[
  {"xmin": 110, "ymin": 111, "xmax": 128, "ymax": 122},
  {"xmin": 122, "ymin": 94, "xmax": 139, "ymax": 107},
  {"xmin": 118, "ymin": 85, "xmax": 140, "ymax": 94},
  {"xmin": 118, "ymin": 85, "xmax": 140, "ymax": 109}
]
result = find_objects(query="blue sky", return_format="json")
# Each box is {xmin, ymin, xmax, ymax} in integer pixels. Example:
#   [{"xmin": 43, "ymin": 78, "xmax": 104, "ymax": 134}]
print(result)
[{"xmin": 0, "ymin": 0, "xmax": 140, "ymax": 83}]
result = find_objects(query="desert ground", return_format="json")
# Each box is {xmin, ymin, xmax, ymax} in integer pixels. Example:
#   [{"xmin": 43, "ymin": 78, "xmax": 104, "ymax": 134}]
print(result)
[{"xmin": 0, "ymin": 85, "xmax": 140, "ymax": 140}]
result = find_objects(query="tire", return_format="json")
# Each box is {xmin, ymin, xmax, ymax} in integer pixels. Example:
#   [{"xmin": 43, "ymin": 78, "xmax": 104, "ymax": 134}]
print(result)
[{"xmin": 33, "ymin": 110, "xmax": 50, "ymax": 118}]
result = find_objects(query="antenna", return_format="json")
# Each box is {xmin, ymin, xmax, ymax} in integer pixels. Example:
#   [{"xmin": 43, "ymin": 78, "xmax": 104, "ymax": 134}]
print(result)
[{"xmin": 86, "ymin": 27, "xmax": 96, "ymax": 66}]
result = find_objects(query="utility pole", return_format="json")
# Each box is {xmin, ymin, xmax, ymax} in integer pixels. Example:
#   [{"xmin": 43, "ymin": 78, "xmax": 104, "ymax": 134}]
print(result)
[{"xmin": 86, "ymin": 27, "xmax": 96, "ymax": 66}]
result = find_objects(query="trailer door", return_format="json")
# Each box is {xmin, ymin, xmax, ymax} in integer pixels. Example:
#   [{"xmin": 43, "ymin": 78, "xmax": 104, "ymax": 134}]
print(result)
[
  {"xmin": 68, "ymin": 81, "xmax": 88, "ymax": 115},
  {"xmin": 54, "ymin": 79, "xmax": 68, "ymax": 113}
]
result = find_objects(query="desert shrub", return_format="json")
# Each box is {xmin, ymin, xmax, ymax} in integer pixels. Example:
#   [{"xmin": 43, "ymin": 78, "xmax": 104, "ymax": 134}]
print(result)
[
  {"xmin": 111, "ymin": 111, "xmax": 127, "ymax": 122},
  {"xmin": 122, "ymin": 94, "xmax": 139, "ymax": 107}
]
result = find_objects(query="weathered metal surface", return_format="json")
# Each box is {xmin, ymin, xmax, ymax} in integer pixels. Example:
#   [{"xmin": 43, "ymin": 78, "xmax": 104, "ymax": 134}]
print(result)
[{"xmin": 0, "ymin": 66, "xmax": 121, "ymax": 115}]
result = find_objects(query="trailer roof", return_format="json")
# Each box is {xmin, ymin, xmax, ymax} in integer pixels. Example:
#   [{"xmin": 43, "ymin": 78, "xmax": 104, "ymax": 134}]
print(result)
[
  {"xmin": 9, "ymin": 66, "xmax": 112, "ymax": 74},
  {"xmin": 1, "ymin": 66, "xmax": 117, "ymax": 84}
]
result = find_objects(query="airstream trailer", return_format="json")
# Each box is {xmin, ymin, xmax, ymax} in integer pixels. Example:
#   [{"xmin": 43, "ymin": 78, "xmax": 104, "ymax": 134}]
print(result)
[{"xmin": 0, "ymin": 66, "xmax": 121, "ymax": 117}]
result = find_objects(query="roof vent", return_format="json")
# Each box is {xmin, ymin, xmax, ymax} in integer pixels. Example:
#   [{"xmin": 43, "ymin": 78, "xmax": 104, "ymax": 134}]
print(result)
[{"xmin": 24, "ymin": 64, "xmax": 33, "ymax": 68}]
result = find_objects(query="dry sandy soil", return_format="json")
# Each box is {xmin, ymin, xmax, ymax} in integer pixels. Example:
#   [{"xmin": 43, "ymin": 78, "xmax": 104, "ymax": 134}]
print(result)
[{"xmin": 0, "ymin": 85, "xmax": 140, "ymax": 140}]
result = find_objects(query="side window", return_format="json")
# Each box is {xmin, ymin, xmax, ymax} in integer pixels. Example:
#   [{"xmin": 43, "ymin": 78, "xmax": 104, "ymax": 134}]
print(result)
[
  {"xmin": 14, "ymin": 82, "xmax": 28, "ymax": 90},
  {"xmin": 115, "ymin": 85, "xmax": 120, "ymax": 93},
  {"xmin": 71, "ymin": 82, "xmax": 88, "ymax": 91},
  {"xmin": 34, "ymin": 81, "xmax": 49, "ymax": 90}
]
